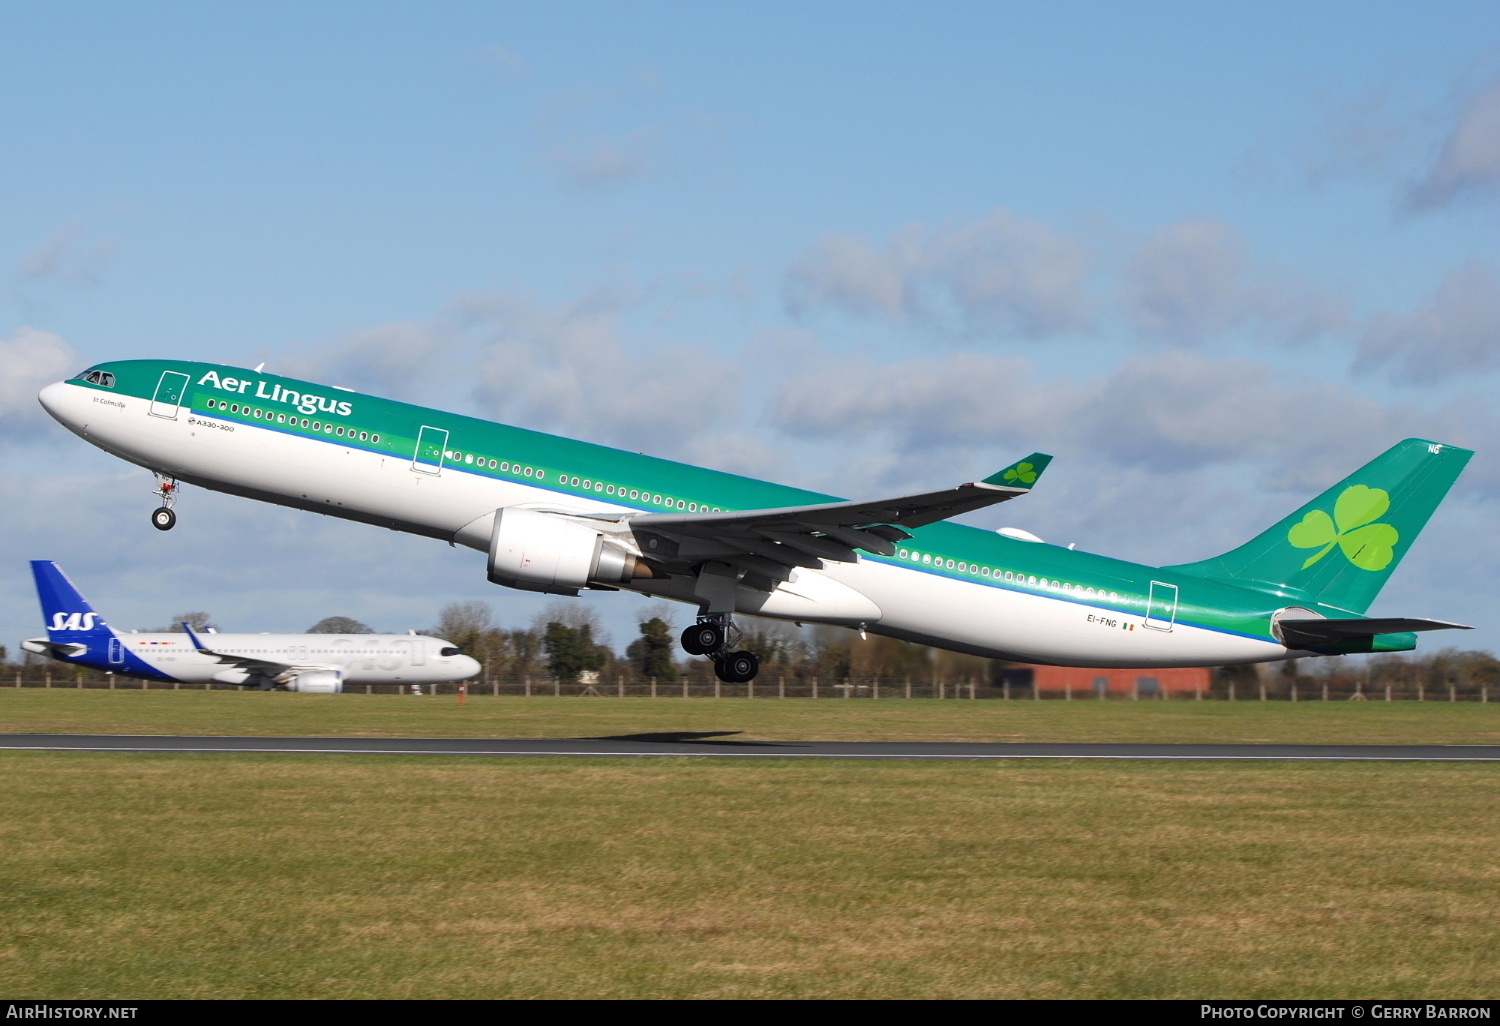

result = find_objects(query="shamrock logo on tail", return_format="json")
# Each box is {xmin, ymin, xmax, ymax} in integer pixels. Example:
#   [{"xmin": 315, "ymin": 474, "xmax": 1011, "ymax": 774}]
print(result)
[
  {"xmin": 1003, "ymin": 462, "xmax": 1039, "ymax": 485},
  {"xmin": 1287, "ymin": 484, "xmax": 1399, "ymax": 571}
]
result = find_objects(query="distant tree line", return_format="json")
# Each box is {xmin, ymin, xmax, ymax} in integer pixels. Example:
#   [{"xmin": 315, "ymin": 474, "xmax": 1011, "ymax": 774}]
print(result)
[
  {"xmin": 4, "ymin": 599, "xmax": 1496, "ymax": 694},
  {"xmin": 421, "ymin": 603, "xmax": 1500, "ymax": 693},
  {"xmin": 1216, "ymin": 649, "xmax": 1500, "ymax": 698}
]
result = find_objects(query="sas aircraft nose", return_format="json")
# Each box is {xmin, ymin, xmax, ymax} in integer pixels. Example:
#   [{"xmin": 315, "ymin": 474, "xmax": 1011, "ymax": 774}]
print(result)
[{"xmin": 457, "ymin": 655, "xmax": 482, "ymax": 680}]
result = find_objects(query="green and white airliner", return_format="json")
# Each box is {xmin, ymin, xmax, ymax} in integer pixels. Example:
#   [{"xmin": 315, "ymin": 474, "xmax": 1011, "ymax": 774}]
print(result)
[{"xmin": 38, "ymin": 360, "xmax": 1472, "ymax": 683}]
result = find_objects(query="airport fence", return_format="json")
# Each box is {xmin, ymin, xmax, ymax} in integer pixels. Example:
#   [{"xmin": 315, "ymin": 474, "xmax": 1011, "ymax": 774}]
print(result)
[{"xmin": 0, "ymin": 665, "xmax": 1493, "ymax": 702}]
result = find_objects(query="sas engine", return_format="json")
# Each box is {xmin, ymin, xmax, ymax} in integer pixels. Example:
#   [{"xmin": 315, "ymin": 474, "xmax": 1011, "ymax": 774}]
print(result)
[{"xmin": 285, "ymin": 669, "xmax": 344, "ymax": 693}]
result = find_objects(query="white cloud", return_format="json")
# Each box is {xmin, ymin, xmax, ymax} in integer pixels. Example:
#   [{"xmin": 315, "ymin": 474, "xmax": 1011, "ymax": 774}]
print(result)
[
  {"xmin": 1303, "ymin": 86, "xmax": 1412, "ymax": 187},
  {"xmin": 1359, "ymin": 261, "xmax": 1500, "ymax": 383},
  {"xmin": 1075, "ymin": 350, "xmax": 1424, "ymax": 484},
  {"xmin": 1408, "ymin": 77, "xmax": 1500, "ymax": 210},
  {"xmin": 1124, "ymin": 220, "xmax": 1346, "ymax": 345},
  {"xmin": 280, "ymin": 321, "xmax": 459, "ymax": 403},
  {"xmin": 773, "ymin": 348, "xmax": 1063, "ymax": 448},
  {"xmin": 785, "ymin": 209, "xmax": 1094, "ymax": 339},
  {"xmin": 0, "ymin": 327, "xmax": 79, "ymax": 434},
  {"xmin": 479, "ymin": 44, "xmax": 529, "ymax": 80},
  {"xmin": 13, "ymin": 222, "xmax": 117, "ymax": 288},
  {"xmin": 458, "ymin": 290, "xmax": 745, "ymax": 460},
  {"xmin": 769, "ymin": 342, "xmax": 1475, "ymax": 495},
  {"xmin": 543, "ymin": 130, "xmax": 657, "ymax": 191}
]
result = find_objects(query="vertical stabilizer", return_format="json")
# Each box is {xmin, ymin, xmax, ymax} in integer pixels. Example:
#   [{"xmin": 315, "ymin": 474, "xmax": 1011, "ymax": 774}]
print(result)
[
  {"xmin": 1164, "ymin": 439, "xmax": 1471, "ymax": 613},
  {"xmin": 31, "ymin": 560, "xmax": 118, "ymax": 645}
]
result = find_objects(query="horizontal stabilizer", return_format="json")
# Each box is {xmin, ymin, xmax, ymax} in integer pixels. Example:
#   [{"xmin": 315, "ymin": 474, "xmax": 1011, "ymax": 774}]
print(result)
[
  {"xmin": 1277, "ymin": 617, "xmax": 1471, "ymax": 649},
  {"xmin": 21, "ymin": 637, "xmax": 87, "ymax": 659}
]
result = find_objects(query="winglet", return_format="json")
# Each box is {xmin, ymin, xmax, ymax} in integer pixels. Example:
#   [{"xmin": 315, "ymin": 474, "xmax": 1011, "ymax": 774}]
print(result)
[
  {"xmin": 180, "ymin": 621, "xmax": 209, "ymax": 651},
  {"xmin": 982, "ymin": 453, "xmax": 1052, "ymax": 491}
]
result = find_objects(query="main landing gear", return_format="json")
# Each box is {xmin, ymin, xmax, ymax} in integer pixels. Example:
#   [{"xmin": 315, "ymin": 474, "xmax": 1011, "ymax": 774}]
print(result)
[
  {"xmin": 151, "ymin": 474, "xmax": 178, "ymax": 531},
  {"xmin": 681, "ymin": 614, "xmax": 760, "ymax": 683}
]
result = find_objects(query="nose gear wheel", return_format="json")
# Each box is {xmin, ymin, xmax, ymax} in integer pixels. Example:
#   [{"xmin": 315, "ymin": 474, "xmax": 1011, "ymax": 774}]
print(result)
[{"xmin": 151, "ymin": 473, "xmax": 179, "ymax": 531}]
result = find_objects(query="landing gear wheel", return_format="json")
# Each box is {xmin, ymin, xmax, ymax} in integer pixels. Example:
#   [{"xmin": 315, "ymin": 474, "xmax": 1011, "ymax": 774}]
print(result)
[
  {"xmin": 715, "ymin": 650, "xmax": 759, "ymax": 684},
  {"xmin": 682, "ymin": 622, "xmax": 725, "ymax": 656},
  {"xmin": 151, "ymin": 507, "xmax": 177, "ymax": 531}
]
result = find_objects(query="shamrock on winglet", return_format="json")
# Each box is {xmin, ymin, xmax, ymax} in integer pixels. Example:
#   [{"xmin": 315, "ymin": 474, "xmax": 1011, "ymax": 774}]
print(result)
[{"xmin": 983, "ymin": 453, "xmax": 1053, "ymax": 491}]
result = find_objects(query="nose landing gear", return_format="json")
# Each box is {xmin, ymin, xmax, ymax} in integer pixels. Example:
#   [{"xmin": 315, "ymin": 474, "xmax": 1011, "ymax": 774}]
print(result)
[
  {"xmin": 681, "ymin": 614, "xmax": 760, "ymax": 683},
  {"xmin": 151, "ymin": 474, "xmax": 179, "ymax": 531}
]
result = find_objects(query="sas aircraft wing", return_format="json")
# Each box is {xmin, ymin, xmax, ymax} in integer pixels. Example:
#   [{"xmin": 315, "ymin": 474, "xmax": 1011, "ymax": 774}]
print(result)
[
  {"xmin": 626, "ymin": 452, "xmax": 1052, "ymax": 583},
  {"xmin": 180, "ymin": 623, "xmax": 321, "ymax": 680}
]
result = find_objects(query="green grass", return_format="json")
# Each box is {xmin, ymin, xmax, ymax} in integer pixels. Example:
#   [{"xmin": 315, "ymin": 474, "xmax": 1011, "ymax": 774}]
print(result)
[
  {"xmin": 2, "ymin": 687, "xmax": 1499, "ymax": 745},
  {"xmin": 2, "ymin": 753, "xmax": 1497, "ymax": 998},
  {"xmin": 4, "ymin": 690, "xmax": 1496, "ymax": 997}
]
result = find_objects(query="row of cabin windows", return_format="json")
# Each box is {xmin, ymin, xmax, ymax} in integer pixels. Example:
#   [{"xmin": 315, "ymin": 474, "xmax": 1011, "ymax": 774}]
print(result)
[
  {"xmin": 209, "ymin": 396, "xmax": 720, "ymax": 515},
  {"xmin": 150, "ymin": 647, "xmax": 457, "ymax": 657},
  {"xmin": 444, "ymin": 450, "xmax": 541, "ymax": 479},
  {"xmin": 896, "ymin": 547, "xmax": 1121, "ymax": 601},
  {"xmin": 556, "ymin": 472, "xmax": 721, "ymax": 513},
  {"xmin": 204, "ymin": 399, "xmax": 381, "ymax": 445},
  {"xmin": 437, "ymin": 450, "xmax": 723, "ymax": 513}
]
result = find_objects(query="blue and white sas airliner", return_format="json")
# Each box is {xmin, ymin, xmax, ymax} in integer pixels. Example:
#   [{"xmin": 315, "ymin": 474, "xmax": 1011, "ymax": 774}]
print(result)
[{"xmin": 22, "ymin": 560, "xmax": 481, "ymax": 692}]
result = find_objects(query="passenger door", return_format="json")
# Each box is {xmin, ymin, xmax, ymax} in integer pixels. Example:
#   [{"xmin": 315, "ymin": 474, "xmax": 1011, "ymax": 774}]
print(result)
[
  {"xmin": 1144, "ymin": 581, "xmax": 1179, "ymax": 631},
  {"xmin": 412, "ymin": 426, "xmax": 448, "ymax": 476},
  {"xmin": 149, "ymin": 371, "xmax": 190, "ymax": 420}
]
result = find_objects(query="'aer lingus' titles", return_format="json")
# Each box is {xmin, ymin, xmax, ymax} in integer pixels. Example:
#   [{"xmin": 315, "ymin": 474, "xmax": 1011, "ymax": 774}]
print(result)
[{"xmin": 196, "ymin": 370, "xmax": 353, "ymax": 418}]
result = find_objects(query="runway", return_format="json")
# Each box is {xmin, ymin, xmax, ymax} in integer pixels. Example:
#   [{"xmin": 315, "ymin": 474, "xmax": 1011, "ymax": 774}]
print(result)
[{"xmin": 1, "ymin": 733, "xmax": 1497, "ymax": 760}]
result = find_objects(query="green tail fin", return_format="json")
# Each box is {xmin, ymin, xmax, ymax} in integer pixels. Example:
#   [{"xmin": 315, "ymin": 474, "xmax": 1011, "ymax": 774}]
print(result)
[{"xmin": 1165, "ymin": 439, "xmax": 1471, "ymax": 613}]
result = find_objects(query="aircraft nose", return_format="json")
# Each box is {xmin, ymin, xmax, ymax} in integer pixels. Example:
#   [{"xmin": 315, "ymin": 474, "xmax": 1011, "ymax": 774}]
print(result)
[
  {"xmin": 37, "ymin": 380, "xmax": 72, "ymax": 420},
  {"xmin": 460, "ymin": 656, "xmax": 483, "ymax": 679}
]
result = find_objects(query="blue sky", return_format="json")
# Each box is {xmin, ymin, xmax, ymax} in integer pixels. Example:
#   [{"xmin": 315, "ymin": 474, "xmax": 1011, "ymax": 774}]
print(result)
[{"xmin": 3, "ymin": 2, "xmax": 1499, "ymax": 659}]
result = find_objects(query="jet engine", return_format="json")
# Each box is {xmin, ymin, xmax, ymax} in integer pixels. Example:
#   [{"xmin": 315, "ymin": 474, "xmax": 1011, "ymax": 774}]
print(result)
[
  {"xmin": 285, "ymin": 669, "xmax": 344, "ymax": 693},
  {"xmin": 487, "ymin": 506, "xmax": 656, "ymax": 596}
]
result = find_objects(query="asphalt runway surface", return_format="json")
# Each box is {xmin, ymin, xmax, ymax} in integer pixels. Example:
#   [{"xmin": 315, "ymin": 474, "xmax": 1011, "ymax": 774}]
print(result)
[{"xmin": 0, "ymin": 733, "xmax": 1497, "ymax": 760}]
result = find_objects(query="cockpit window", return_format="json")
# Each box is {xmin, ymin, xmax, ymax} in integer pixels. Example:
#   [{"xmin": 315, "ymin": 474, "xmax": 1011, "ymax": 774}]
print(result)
[
  {"xmin": 439, "ymin": 646, "xmax": 462, "ymax": 657},
  {"xmin": 81, "ymin": 370, "xmax": 116, "ymax": 388}
]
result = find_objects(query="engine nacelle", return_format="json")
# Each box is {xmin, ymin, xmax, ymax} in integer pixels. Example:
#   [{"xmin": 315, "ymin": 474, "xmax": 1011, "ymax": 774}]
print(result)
[
  {"xmin": 487, "ymin": 506, "xmax": 654, "ymax": 596},
  {"xmin": 286, "ymin": 669, "xmax": 344, "ymax": 693}
]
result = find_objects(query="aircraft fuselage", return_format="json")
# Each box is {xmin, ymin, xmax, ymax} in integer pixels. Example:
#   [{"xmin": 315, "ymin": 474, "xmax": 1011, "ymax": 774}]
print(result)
[{"xmin": 38, "ymin": 360, "xmax": 1420, "ymax": 669}]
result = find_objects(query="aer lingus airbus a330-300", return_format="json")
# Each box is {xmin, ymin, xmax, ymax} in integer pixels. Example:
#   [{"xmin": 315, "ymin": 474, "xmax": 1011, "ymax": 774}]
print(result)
[{"xmin": 38, "ymin": 360, "xmax": 1472, "ymax": 683}]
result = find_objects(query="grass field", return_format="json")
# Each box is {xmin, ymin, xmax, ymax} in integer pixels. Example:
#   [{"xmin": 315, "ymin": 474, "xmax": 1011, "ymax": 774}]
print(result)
[
  {"xmin": 3, "ymin": 691, "xmax": 1498, "ymax": 998},
  {"xmin": 2, "ymin": 752, "xmax": 1497, "ymax": 999},
  {"xmin": 3, "ymin": 687, "xmax": 1500, "ymax": 745}
]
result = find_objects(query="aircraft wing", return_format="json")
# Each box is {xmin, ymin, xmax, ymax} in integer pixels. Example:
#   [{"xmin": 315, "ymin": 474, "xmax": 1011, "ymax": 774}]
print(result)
[
  {"xmin": 179, "ymin": 623, "xmax": 319, "ymax": 677},
  {"xmin": 627, "ymin": 453, "xmax": 1052, "ymax": 582}
]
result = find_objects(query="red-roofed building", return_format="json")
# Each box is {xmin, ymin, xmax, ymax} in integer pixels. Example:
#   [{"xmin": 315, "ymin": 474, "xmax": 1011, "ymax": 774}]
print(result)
[{"xmin": 999, "ymin": 664, "xmax": 1211, "ymax": 698}]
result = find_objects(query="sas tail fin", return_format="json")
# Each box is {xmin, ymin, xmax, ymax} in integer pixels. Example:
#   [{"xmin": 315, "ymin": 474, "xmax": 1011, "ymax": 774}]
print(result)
[
  {"xmin": 26, "ymin": 560, "xmax": 124, "ymax": 664},
  {"xmin": 32, "ymin": 560, "xmax": 118, "ymax": 643},
  {"xmin": 1165, "ymin": 439, "xmax": 1471, "ymax": 613}
]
